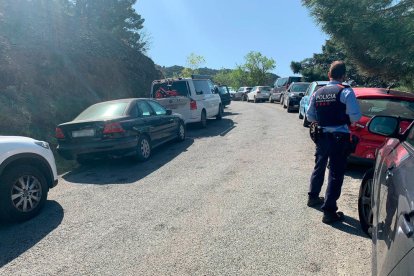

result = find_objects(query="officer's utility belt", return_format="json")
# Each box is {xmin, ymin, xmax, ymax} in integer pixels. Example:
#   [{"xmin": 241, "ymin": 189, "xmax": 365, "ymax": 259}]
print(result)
[
  {"xmin": 309, "ymin": 123, "xmax": 359, "ymax": 154},
  {"xmin": 309, "ymin": 122, "xmax": 323, "ymax": 144}
]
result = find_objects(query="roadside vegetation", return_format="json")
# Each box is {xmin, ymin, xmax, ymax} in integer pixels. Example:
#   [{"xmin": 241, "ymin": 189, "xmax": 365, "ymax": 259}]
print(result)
[
  {"xmin": 160, "ymin": 51, "xmax": 278, "ymax": 88},
  {"xmin": 295, "ymin": 0, "xmax": 414, "ymax": 90}
]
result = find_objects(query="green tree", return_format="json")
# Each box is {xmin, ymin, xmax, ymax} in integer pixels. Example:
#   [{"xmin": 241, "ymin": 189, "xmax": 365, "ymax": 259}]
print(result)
[
  {"xmin": 291, "ymin": 39, "xmax": 389, "ymax": 87},
  {"xmin": 181, "ymin": 53, "xmax": 206, "ymax": 77},
  {"xmin": 213, "ymin": 69, "xmax": 233, "ymax": 85},
  {"xmin": 303, "ymin": 0, "xmax": 414, "ymax": 89},
  {"xmin": 74, "ymin": 0, "xmax": 146, "ymax": 51},
  {"xmin": 241, "ymin": 51, "xmax": 276, "ymax": 86}
]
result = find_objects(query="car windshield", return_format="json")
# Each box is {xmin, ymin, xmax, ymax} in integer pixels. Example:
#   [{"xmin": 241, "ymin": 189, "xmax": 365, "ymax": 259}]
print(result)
[
  {"xmin": 152, "ymin": 81, "xmax": 189, "ymax": 98},
  {"xmin": 279, "ymin": 79, "xmax": 288, "ymax": 86},
  {"xmin": 358, "ymin": 98, "xmax": 414, "ymax": 119},
  {"xmin": 290, "ymin": 83, "xmax": 310, "ymax": 92},
  {"xmin": 259, "ymin": 87, "xmax": 271, "ymax": 91},
  {"xmin": 74, "ymin": 102, "xmax": 129, "ymax": 121}
]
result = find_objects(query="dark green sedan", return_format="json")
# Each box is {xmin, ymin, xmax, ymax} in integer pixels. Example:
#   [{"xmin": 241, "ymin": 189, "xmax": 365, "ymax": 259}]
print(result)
[{"xmin": 56, "ymin": 98, "xmax": 185, "ymax": 164}]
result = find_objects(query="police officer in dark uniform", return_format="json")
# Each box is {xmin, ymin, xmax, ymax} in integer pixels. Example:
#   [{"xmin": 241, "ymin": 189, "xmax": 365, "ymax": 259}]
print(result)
[{"xmin": 306, "ymin": 61, "xmax": 361, "ymax": 224}]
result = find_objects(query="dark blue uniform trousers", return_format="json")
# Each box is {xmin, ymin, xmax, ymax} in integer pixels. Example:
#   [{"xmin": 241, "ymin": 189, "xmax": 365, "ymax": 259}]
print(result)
[{"xmin": 308, "ymin": 132, "xmax": 350, "ymax": 212}]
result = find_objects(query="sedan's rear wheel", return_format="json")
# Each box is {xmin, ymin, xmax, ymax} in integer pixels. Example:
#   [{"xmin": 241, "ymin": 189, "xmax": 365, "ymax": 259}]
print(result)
[
  {"xmin": 358, "ymin": 169, "xmax": 374, "ymax": 237},
  {"xmin": 0, "ymin": 165, "xmax": 48, "ymax": 222},
  {"xmin": 135, "ymin": 135, "xmax": 151, "ymax": 162}
]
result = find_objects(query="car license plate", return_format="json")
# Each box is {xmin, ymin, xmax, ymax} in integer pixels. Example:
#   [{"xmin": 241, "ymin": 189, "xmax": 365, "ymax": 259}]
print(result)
[
  {"xmin": 72, "ymin": 129, "xmax": 95, "ymax": 138},
  {"xmin": 294, "ymin": 105, "xmax": 299, "ymax": 107}
]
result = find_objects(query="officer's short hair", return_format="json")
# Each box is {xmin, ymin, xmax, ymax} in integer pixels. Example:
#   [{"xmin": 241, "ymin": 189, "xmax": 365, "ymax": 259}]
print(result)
[{"xmin": 329, "ymin": 61, "xmax": 346, "ymax": 79}]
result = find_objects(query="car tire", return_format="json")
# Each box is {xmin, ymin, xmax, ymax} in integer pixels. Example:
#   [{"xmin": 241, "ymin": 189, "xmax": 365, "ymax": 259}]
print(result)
[
  {"xmin": 176, "ymin": 121, "xmax": 186, "ymax": 142},
  {"xmin": 0, "ymin": 165, "xmax": 48, "ymax": 222},
  {"xmin": 200, "ymin": 110, "xmax": 207, "ymax": 128},
  {"xmin": 358, "ymin": 169, "xmax": 374, "ymax": 237},
  {"xmin": 216, "ymin": 104, "xmax": 223, "ymax": 120},
  {"xmin": 303, "ymin": 114, "xmax": 310, "ymax": 127},
  {"xmin": 134, "ymin": 135, "xmax": 151, "ymax": 162},
  {"xmin": 299, "ymin": 109, "xmax": 304, "ymax": 119}
]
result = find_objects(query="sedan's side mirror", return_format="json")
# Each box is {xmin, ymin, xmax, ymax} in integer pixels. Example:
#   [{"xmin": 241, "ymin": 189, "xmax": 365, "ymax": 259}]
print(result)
[
  {"xmin": 299, "ymin": 92, "xmax": 304, "ymax": 97},
  {"xmin": 213, "ymin": 87, "xmax": 219, "ymax": 94},
  {"xmin": 166, "ymin": 110, "xmax": 172, "ymax": 115},
  {"xmin": 368, "ymin": 116, "xmax": 400, "ymax": 137}
]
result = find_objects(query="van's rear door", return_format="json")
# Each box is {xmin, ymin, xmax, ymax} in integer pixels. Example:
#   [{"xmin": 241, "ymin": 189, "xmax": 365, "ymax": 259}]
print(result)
[{"xmin": 151, "ymin": 80, "xmax": 191, "ymax": 122}]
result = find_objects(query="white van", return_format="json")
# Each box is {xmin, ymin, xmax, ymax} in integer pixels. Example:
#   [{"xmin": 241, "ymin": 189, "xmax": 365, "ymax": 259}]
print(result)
[{"xmin": 150, "ymin": 75, "xmax": 223, "ymax": 127}]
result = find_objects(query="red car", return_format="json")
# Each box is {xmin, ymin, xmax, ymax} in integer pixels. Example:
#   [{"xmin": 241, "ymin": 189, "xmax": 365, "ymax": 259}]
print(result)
[{"xmin": 349, "ymin": 88, "xmax": 414, "ymax": 164}]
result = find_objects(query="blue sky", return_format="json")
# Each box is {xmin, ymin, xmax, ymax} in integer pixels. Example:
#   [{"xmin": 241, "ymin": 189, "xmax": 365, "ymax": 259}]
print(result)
[{"xmin": 134, "ymin": 0, "xmax": 329, "ymax": 77}]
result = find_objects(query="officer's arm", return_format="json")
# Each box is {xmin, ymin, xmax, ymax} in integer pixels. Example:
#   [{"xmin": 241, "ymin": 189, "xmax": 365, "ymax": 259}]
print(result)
[
  {"xmin": 306, "ymin": 94, "xmax": 317, "ymax": 122},
  {"xmin": 341, "ymin": 88, "xmax": 362, "ymax": 123}
]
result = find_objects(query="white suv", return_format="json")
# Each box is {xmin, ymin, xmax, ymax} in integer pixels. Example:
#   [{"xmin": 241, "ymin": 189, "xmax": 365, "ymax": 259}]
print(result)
[
  {"xmin": 0, "ymin": 136, "xmax": 58, "ymax": 222},
  {"xmin": 151, "ymin": 75, "xmax": 223, "ymax": 128}
]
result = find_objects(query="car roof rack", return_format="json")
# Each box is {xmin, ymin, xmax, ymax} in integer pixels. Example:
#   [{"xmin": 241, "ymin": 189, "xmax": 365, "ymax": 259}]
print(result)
[{"xmin": 191, "ymin": 74, "xmax": 212, "ymax": 80}]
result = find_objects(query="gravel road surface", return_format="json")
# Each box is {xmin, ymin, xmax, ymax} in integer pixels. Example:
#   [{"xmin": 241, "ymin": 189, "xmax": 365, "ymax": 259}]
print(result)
[{"xmin": 0, "ymin": 101, "xmax": 371, "ymax": 275}]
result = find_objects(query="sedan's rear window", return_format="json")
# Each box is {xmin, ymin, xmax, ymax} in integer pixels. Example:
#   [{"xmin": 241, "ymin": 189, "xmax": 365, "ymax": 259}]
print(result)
[
  {"xmin": 358, "ymin": 98, "xmax": 414, "ymax": 119},
  {"xmin": 152, "ymin": 81, "xmax": 189, "ymax": 98},
  {"xmin": 290, "ymin": 83, "xmax": 310, "ymax": 92},
  {"xmin": 75, "ymin": 102, "xmax": 129, "ymax": 121}
]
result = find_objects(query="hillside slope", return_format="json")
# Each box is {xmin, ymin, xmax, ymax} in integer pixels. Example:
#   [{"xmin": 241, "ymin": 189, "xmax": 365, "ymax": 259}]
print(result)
[{"xmin": 0, "ymin": 3, "xmax": 162, "ymax": 143}]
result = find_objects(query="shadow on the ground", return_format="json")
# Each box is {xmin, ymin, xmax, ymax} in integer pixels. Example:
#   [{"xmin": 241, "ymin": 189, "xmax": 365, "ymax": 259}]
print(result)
[
  {"xmin": 186, "ymin": 118, "xmax": 237, "ymax": 139},
  {"xmin": 62, "ymin": 138, "xmax": 194, "ymax": 185},
  {"xmin": 330, "ymin": 215, "xmax": 370, "ymax": 239},
  {"xmin": 310, "ymin": 207, "xmax": 370, "ymax": 239},
  {"xmin": 0, "ymin": 201, "xmax": 64, "ymax": 267},
  {"xmin": 345, "ymin": 162, "xmax": 372, "ymax": 180}
]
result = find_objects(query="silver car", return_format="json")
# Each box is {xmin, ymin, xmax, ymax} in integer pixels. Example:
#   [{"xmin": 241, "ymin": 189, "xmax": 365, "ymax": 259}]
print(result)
[
  {"xmin": 235, "ymin": 86, "xmax": 252, "ymax": 101},
  {"xmin": 247, "ymin": 86, "xmax": 272, "ymax": 103}
]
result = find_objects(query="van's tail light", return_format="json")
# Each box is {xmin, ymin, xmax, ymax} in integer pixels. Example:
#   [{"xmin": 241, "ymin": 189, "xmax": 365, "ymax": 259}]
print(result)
[
  {"xmin": 103, "ymin": 122, "xmax": 125, "ymax": 134},
  {"xmin": 190, "ymin": 99, "xmax": 197, "ymax": 110},
  {"xmin": 55, "ymin": 127, "xmax": 65, "ymax": 139}
]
